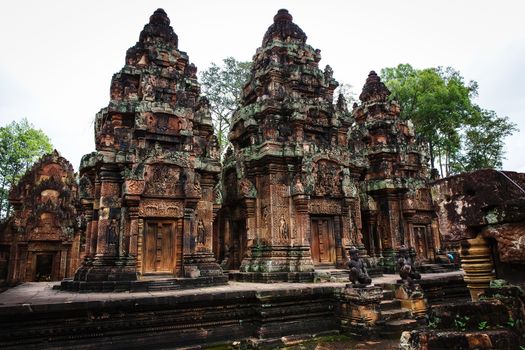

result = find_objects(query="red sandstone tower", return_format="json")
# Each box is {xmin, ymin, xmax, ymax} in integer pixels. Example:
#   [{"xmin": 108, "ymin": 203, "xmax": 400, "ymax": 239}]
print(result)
[
  {"xmin": 67, "ymin": 9, "xmax": 225, "ymax": 291},
  {"xmin": 352, "ymin": 71, "xmax": 439, "ymax": 271},
  {"xmin": 220, "ymin": 10, "xmax": 365, "ymax": 281}
]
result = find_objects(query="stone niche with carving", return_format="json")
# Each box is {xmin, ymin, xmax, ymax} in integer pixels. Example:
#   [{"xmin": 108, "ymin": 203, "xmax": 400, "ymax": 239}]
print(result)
[
  {"xmin": 0, "ymin": 151, "xmax": 81, "ymax": 284},
  {"xmin": 66, "ymin": 9, "xmax": 225, "ymax": 291},
  {"xmin": 218, "ymin": 9, "xmax": 365, "ymax": 281},
  {"xmin": 350, "ymin": 72, "xmax": 439, "ymax": 272}
]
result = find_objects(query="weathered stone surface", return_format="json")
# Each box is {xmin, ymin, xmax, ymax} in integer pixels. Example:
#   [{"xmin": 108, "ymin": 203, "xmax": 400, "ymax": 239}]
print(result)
[
  {"xmin": 432, "ymin": 169, "xmax": 525, "ymax": 243},
  {"xmin": 399, "ymin": 283, "xmax": 525, "ymax": 349},
  {"xmin": 0, "ymin": 283, "xmax": 340, "ymax": 349},
  {"xmin": 68, "ymin": 8, "xmax": 224, "ymax": 290},
  {"xmin": 338, "ymin": 285, "xmax": 383, "ymax": 336},
  {"xmin": 432, "ymin": 169, "xmax": 525, "ymax": 286},
  {"xmin": 0, "ymin": 151, "xmax": 81, "ymax": 284}
]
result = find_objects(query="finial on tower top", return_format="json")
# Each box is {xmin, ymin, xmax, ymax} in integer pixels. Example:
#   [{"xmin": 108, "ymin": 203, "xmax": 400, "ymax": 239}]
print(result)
[
  {"xmin": 274, "ymin": 9, "xmax": 293, "ymax": 22},
  {"xmin": 150, "ymin": 8, "xmax": 170, "ymax": 26}
]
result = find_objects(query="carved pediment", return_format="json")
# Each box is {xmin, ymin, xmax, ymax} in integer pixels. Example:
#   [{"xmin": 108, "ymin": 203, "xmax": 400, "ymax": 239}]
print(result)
[{"xmin": 139, "ymin": 199, "xmax": 183, "ymax": 218}]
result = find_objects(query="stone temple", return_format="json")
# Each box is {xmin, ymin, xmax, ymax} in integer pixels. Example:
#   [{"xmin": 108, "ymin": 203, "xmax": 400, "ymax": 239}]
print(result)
[
  {"xmin": 218, "ymin": 9, "xmax": 437, "ymax": 280},
  {"xmin": 0, "ymin": 8, "xmax": 523, "ymax": 350},
  {"xmin": 64, "ymin": 8, "xmax": 225, "ymax": 291},
  {"xmin": 0, "ymin": 151, "xmax": 81, "ymax": 284}
]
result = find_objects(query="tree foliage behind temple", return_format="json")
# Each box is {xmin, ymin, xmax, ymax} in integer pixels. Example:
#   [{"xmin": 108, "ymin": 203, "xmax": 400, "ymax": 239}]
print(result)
[
  {"xmin": 380, "ymin": 64, "xmax": 517, "ymax": 177},
  {"xmin": 0, "ymin": 118, "xmax": 53, "ymax": 219},
  {"xmin": 200, "ymin": 57, "xmax": 252, "ymax": 157}
]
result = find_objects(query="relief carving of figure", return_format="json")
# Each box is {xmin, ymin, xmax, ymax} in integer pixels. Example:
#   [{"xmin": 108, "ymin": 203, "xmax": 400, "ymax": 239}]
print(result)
[
  {"xmin": 106, "ymin": 218, "xmax": 119, "ymax": 255},
  {"xmin": 207, "ymin": 135, "xmax": 220, "ymax": 160},
  {"xmin": 197, "ymin": 219, "xmax": 206, "ymax": 245},
  {"xmin": 291, "ymin": 174, "xmax": 305, "ymax": 195},
  {"xmin": 239, "ymin": 178, "xmax": 257, "ymax": 198},
  {"xmin": 279, "ymin": 214, "xmax": 289, "ymax": 240},
  {"xmin": 341, "ymin": 169, "xmax": 357, "ymax": 197},
  {"xmin": 142, "ymin": 75, "xmax": 156, "ymax": 101}
]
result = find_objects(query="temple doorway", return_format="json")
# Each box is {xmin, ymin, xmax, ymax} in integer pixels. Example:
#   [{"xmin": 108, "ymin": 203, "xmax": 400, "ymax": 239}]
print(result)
[
  {"xmin": 310, "ymin": 217, "xmax": 336, "ymax": 266},
  {"xmin": 35, "ymin": 253, "xmax": 54, "ymax": 281},
  {"xmin": 143, "ymin": 221, "xmax": 177, "ymax": 274},
  {"xmin": 231, "ymin": 220, "xmax": 246, "ymax": 270},
  {"xmin": 413, "ymin": 225, "xmax": 430, "ymax": 260}
]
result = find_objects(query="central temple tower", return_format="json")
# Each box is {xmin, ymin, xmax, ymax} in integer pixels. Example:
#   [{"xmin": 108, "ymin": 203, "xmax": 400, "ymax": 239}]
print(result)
[{"xmin": 220, "ymin": 10, "xmax": 364, "ymax": 281}]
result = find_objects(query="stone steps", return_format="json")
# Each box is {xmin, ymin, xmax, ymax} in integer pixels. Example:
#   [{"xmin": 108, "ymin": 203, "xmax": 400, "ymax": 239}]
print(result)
[
  {"xmin": 381, "ymin": 308, "xmax": 411, "ymax": 321},
  {"xmin": 419, "ymin": 263, "xmax": 453, "ymax": 273},
  {"xmin": 379, "ymin": 284, "xmax": 426, "ymax": 338},
  {"xmin": 381, "ymin": 319, "xmax": 419, "ymax": 337},
  {"xmin": 380, "ymin": 298, "xmax": 401, "ymax": 311}
]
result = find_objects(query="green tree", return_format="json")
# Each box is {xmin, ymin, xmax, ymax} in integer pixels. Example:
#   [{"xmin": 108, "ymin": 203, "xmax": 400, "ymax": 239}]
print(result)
[
  {"xmin": 333, "ymin": 82, "xmax": 357, "ymax": 108},
  {"xmin": 0, "ymin": 118, "xmax": 53, "ymax": 219},
  {"xmin": 380, "ymin": 64, "xmax": 515, "ymax": 177},
  {"xmin": 200, "ymin": 57, "xmax": 251, "ymax": 156},
  {"xmin": 453, "ymin": 108, "xmax": 517, "ymax": 173}
]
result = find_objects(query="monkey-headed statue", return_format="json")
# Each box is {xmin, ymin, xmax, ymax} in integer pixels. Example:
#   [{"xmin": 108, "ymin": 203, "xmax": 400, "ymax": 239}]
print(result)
[
  {"xmin": 397, "ymin": 245, "xmax": 421, "ymax": 286},
  {"xmin": 347, "ymin": 246, "xmax": 372, "ymax": 287}
]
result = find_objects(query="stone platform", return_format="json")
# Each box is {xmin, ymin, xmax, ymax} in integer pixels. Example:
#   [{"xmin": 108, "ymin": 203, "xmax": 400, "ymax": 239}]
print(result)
[{"xmin": 0, "ymin": 271, "xmax": 463, "ymax": 349}]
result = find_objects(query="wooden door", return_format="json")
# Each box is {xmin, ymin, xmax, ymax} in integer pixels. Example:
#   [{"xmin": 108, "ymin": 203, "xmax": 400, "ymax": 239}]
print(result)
[
  {"xmin": 310, "ymin": 217, "xmax": 336, "ymax": 265},
  {"xmin": 232, "ymin": 220, "xmax": 246, "ymax": 270},
  {"xmin": 144, "ymin": 221, "xmax": 177, "ymax": 274},
  {"xmin": 413, "ymin": 225, "xmax": 429, "ymax": 260}
]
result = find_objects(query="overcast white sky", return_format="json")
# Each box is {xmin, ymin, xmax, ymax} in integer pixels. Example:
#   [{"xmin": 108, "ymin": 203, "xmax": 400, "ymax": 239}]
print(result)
[{"xmin": 1, "ymin": 0, "xmax": 524, "ymax": 172}]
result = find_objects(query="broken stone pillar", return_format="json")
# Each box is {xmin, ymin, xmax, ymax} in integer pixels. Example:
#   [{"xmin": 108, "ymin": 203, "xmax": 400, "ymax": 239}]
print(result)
[
  {"xmin": 338, "ymin": 285, "xmax": 383, "ymax": 336},
  {"xmin": 460, "ymin": 234, "xmax": 495, "ymax": 301}
]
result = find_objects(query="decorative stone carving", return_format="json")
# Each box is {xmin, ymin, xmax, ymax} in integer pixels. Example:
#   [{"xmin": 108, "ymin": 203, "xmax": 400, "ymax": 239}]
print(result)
[
  {"xmin": 397, "ymin": 245, "xmax": 421, "ymax": 287},
  {"xmin": 347, "ymin": 246, "xmax": 371, "ymax": 287},
  {"xmin": 0, "ymin": 151, "xmax": 81, "ymax": 284}
]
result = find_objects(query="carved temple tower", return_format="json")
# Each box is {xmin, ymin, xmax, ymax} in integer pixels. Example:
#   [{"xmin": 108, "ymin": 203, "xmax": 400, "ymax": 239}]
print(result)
[
  {"xmin": 0, "ymin": 151, "xmax": 81, "ymax": 284},
  {"xmin": 220, "ymin": 10, "xmax": 364, "ymax": 281},
  {"xmin": 351, "ymin": 71, "xmax": 438, "ymax": 271},
  {"xmin": 68, "ymin": 9, "xmax": 225, "ymax": 290}
]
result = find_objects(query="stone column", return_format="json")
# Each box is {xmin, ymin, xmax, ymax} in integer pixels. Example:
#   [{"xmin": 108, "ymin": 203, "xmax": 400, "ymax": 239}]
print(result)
[
  {"xmin": 128, "ymin": 206, "xmax": 139, "ymax": 258},
  {"xmin": 460, "ymin": 234, "xmax": 495, "ymax": 301},
  {"xmin": 82, "ymin": 203, "xmax": 94, "ymax": 258},
  {"xmin": 182, "ymin": 198, "xmax": 226, "ymax": 283},
  {"xmin": 85, "ymin": 166, "xmax": 137, "ymax": 282},
  {"xmin": 291, "ymin": 193, "xmax": 314, "ymax": 272}
]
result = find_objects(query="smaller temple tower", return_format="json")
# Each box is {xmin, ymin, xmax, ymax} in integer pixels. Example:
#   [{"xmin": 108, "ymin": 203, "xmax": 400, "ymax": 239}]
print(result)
[
  {"xmin": 0, "ymin": 150, "xmax": 81, "ymax": 284},
  {"xmin": 351, "ymin": 71, "xmax": 438, "ymax": 272}
]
